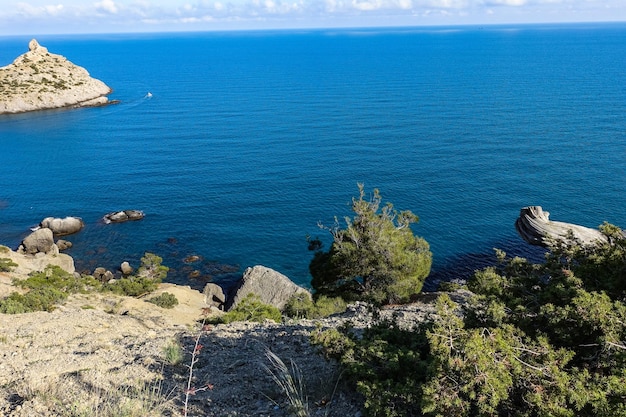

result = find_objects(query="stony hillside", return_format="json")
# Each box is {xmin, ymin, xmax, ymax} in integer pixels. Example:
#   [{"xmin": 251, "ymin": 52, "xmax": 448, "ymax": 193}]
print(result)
[
  {"xmin": 0, "ymin": 283, "xmax": 370, "ymax": 417},
  {"xmin": 0, "ymin": 240, "xmax": 451, "ymax": 416},
  {"xmin": 0, "ymin": 39, "xmax": 112, "ymax": 114}
]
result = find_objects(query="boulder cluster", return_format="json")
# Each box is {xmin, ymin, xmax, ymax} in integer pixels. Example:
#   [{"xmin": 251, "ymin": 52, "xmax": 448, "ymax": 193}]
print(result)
[{"xmin": 7, "ymin": 212, "xmax": 311, "ymax": 313}]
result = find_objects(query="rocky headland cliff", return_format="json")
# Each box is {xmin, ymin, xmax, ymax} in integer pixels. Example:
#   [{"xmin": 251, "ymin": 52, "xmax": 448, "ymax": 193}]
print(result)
[{"xmin": 0, "ymin": 39, "xmax": 113, "ymax": 114}]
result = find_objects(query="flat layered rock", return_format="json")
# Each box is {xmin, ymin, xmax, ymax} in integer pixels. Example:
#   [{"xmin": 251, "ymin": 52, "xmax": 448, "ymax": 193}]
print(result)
[
  {"xmin": 0, "ymin": 39, "xmax": 113, "ymax": 114},
  {"xmin": 103, "ymin": 210, "xmax": 145, "ymax": 224},
  {"xmin": 515, "ymin": 206, "xmax": 608, "ymax": 247}
]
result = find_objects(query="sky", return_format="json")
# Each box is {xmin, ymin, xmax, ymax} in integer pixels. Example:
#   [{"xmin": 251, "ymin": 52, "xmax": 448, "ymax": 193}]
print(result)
[{"xmin": 0, "ymin": 0, "xmax": 625, "ymax": 36}]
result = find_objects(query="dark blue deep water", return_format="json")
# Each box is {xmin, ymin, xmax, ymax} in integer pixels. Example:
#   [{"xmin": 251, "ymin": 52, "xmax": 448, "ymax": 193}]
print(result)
[{"xmin": 1, "ymin": 23, "xmax": 625, "ymax": 290}]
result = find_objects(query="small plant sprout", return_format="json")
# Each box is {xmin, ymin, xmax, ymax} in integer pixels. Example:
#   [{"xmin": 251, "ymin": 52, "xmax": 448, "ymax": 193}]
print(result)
[
  {"xmin": 183, "ymin": 320, "xmax": 213, "ymax": 417},
  {"xmin": 264, "ymin": 349, "xmax": 309, "ymax": 417},
  {"xmin": 163, "ymin": 340, "xmax": 184, "ymax": 366}
]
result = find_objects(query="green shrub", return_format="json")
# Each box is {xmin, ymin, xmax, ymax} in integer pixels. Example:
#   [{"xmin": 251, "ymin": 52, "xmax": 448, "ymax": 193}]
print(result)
[
  {"xmin": 0, "ymin": 254, "xmax": 170, "ymax": 314},
  {"xmin": 213, "ymin": 294, "xmax": 282, "ymax": 324},
  {"xmin": 103, "ymin": 275, "xmax": 159, "ymax": 297},
  {"xmin": 437, "ymin": 279, "xmax": 466, "ymax": 292},
  {"xmin": 310, "ymin": 184, "xmax": 432, "ymax": 304},
  {"xmin": 284, "ymin": 293, "xmax": 347, "ymax": 319},
  {"xmin": 16, "ymin": 266, "xmax": 101, "ymax": 293},
  {"xmin": 312, "ymin": 321, "xmax": 430, "ymax": 417},
  {"xmin": 0, "ymin": 257, "xmax": 17, "ymax": 272},
  {"xmin": 146, "ymin": 292, "xmax": 179, "ymax": 309},
  {"xmin": 313, "ymin": 225, "xmax": 626, "ymax": 417},
  {"xmin": 0, "ymin": 294, "xmax": 29, "ymax": 314},
  {"xmin": 137, "ymin": 252, "xmax": 169, "ymax": 281},
  {"xmin": 163, "ymin": 340, "xmax": 184, "ymax": 365},
  {"xmin": 0, "ymin": 287, "xmax": 67, "ymax": 314},
  {"xmin": 0, "ymin": 266, "xmax": 101, "ymax": 314},
  {"xmin": 103, "ymin": 253, "xmax": 167, "ymax": 297}
]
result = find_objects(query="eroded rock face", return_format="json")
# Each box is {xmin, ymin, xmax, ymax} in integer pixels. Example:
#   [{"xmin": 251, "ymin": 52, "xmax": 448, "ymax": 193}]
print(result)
[
  {"xmin": 516, "ymin": 206, "xmax": 608, "ymax": 247},
  {"xmin": 2, "ymin": 243, "xmax": 75, "ymax": 278},
  {"xmin": 227, "ymin": 265, "xmax": 311, "ymax": 311},
  {"xmin": 0, "ymin": 39, "xmax": 113, "ymax": 114}
]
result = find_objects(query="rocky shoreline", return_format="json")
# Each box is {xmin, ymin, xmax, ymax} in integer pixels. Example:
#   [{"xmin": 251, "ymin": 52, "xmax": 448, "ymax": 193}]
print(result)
[
  {"xmin": 0, "ymin": 245, "xmax": 427, "ymax": 416},
  {"xmin": 0, "ymin": 219, "xmax": 462, "ymax": 417},
  {"xmin": 0, "ymin": 39, "xmax": 114, "ymax": 114}
]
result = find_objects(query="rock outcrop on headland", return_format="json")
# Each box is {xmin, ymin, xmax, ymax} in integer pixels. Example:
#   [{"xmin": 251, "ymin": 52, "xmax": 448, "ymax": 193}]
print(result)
[
  {"xmin": 0, "ymin": 244, "xmax": 75, "ymax": 294},
  {"xmin": 516, "ymin": 206, "xmax": 608, "ymax": 247},
  {"xmin": 0, "ymin": 39, "xmax": 113, "ymax": 114}
]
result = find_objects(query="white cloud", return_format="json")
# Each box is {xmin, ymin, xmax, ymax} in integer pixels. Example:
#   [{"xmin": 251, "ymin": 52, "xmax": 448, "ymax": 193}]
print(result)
[
  {"xmin": 15, "ymin": 2, "xmax": 65, "ymax": 17},
  {"xmin": 484, "ymin": 0, "xmax": 527, "ymax": 6},
  {"xmin": 351, "ymin": 0, "xmax": 382, "ymax": 11},
  {"xmin": 44, "ymin": 4, "xmax": 64, "ymax": 15},
  {"xmin": 95, "ymin": 0, "xmax": 119, "ymax": 14},
  {"xmin": 421, "ymin": 0, "xmax": 470, "ymax": 8},
  {"xmin": 1, "ymin": 0, "xmax": 625, "ymax": 35}
]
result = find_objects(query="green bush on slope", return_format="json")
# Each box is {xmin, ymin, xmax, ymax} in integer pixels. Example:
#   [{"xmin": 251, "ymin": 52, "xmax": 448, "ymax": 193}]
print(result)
[
  {"xmin": 313, "ymin": 226, "xmax": 626, "ymax": 417},
  {"xmin": 212, "ymin": 294, "xmax": 282, "ymax": 324},
  {"xmin": 0, "ymin": 253, "xmax": 169, "ymax": 314},
  {"xmin": 309, "ymin": 184, "xmax": 432, "ymax": 305}
]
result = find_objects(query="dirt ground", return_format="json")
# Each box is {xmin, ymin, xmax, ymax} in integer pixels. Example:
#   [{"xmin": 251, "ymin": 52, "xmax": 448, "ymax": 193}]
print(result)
[{"xmin": 0, "ymin": 283, "xmax": 368, "ymax": 417}]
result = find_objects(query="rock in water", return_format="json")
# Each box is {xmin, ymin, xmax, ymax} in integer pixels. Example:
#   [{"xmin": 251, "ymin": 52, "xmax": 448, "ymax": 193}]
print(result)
[
  {"xmin": 0, "ymin": 39, "xmax": 113, "ymax": 114},
  {"xmin": 56, "ymin": 239, "xmax": 73, "ymax": 251},
  {"xmin": 103, "ymin": 210, "xmax": 145, "ymax": 224},
  {"xmin": 515, "ymin": 206, "xmax": 608, "ymax": 247},
  {"xmin": 40, "ymin": 216, "xmax": 84, "ymax": 236},
  {"xmin": 120, "ymin": 261, "xmax": 133, "ymax": 275}
]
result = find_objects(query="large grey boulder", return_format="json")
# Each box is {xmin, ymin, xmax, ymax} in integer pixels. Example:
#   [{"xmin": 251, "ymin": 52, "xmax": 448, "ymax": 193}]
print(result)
[
  {"xmin": 40, "ymin": 216, "xmax": 84, "ymax": 236},
  {"xmin": 516, "ymin": 206, "xmax": 608, "ymax": 247},
  {"xmin": 120, "ymin": 261, "xmax": 133, "ymax": 275},
  {"xmin": 227, "ymin": 265, "xmax": 311, "ymax": 312},
  {"xmin": 18, "ymin": 228, "xmax": 57, "ymax": 255},
  {"xmin": 203, "ymin": 283, "xmax": 226, "ymax": 310}
]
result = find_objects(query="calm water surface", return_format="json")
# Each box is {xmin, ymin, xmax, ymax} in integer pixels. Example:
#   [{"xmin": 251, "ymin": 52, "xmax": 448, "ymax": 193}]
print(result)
[{"xmin": 1, "ymin": 23, "xmax": 625, "ymax": 290}]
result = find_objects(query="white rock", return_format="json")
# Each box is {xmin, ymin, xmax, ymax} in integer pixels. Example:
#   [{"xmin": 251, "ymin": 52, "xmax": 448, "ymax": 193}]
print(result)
[{"xmin": 0, "ymin": 39, "xmax": 113, "ymax": 114}]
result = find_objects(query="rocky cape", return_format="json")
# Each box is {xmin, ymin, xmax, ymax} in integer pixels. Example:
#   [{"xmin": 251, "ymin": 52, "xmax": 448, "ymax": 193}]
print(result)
[{"xmin": 0, "ymin": 39, "xmax": 114, "ymax": 114}]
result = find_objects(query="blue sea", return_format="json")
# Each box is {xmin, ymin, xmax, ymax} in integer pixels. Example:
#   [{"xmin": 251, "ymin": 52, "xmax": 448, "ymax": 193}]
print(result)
[{"xmin": 1, "ymin": 23, "xmax": 625, "ymax": 291}]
